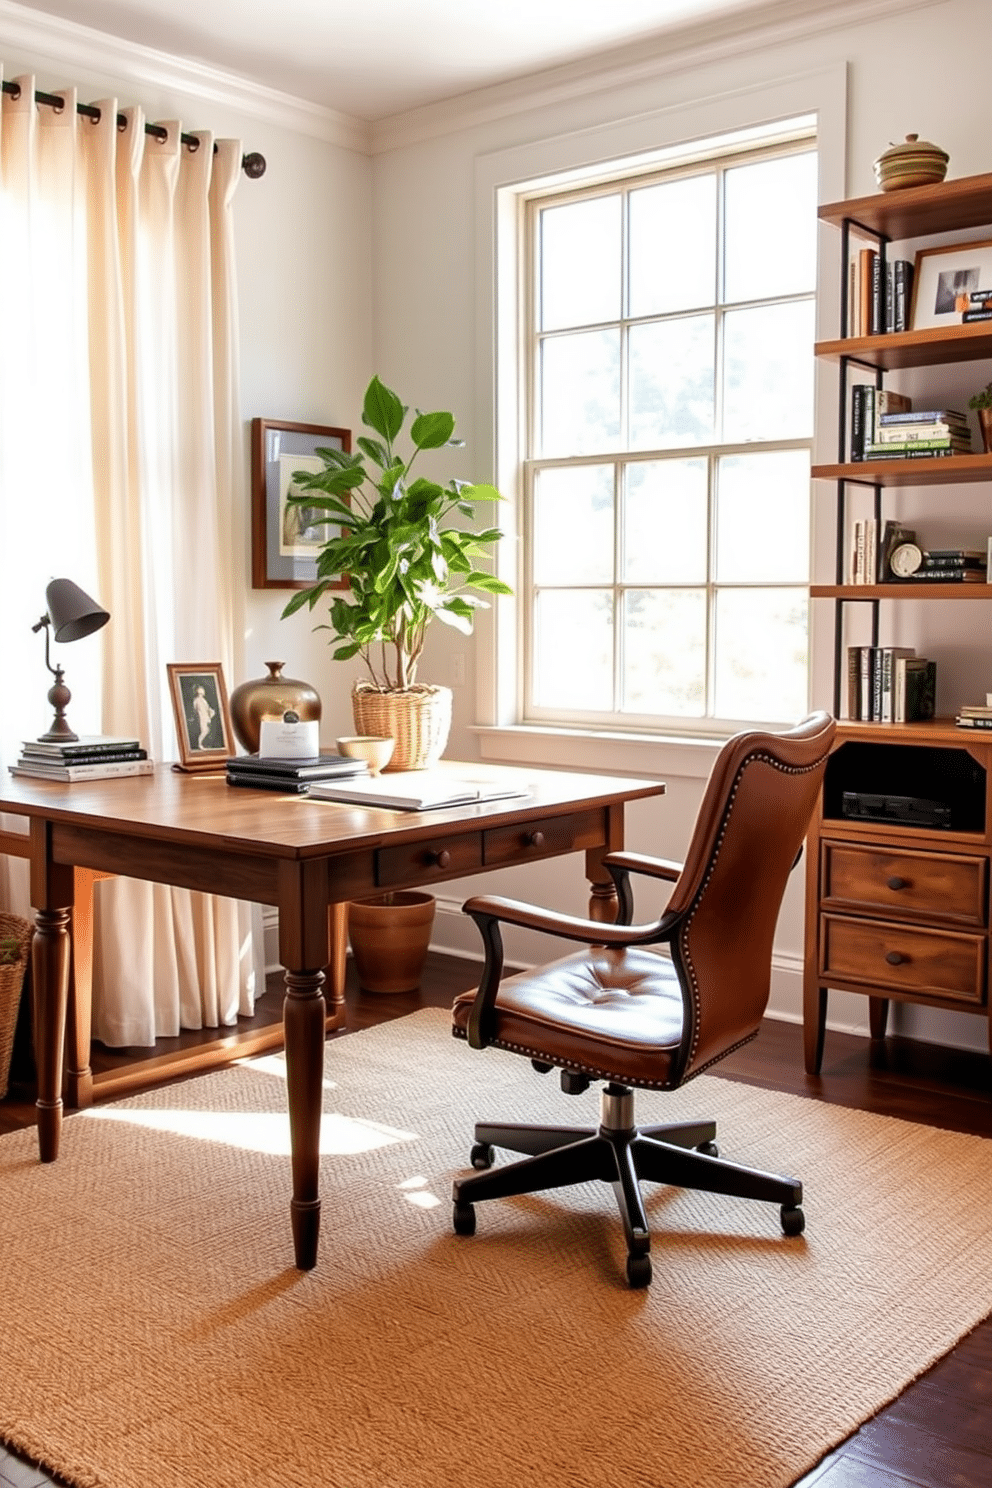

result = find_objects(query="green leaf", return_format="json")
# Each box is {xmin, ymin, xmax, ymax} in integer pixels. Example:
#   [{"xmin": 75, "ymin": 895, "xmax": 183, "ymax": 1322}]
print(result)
[
  {"xmin": 356, "ymin": 435, "xmax": 390, "ymax": 468},
  {"xmin": 458, "ymin": 482, "xmax": 502, "ymax": 503},
  {"xmin": 362, "ymin": 376, "xmax": 405, "ymax": 442},
  {"xmin": 410, "ymin": 409, "xmax": 456, "ymax": 450},
  {"xmin": 464, "ymin": 572, "xmax": 513, "ymax": 595}
]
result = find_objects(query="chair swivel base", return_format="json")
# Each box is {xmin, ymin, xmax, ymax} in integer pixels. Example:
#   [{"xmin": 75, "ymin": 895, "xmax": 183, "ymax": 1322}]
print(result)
[{"xmin": 451, "ymin": 1083, "xmax": 804, "ymax": 1289}]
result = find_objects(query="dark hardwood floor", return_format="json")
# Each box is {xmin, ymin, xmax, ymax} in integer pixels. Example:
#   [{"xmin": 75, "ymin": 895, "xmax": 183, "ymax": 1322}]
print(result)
[{"xmin": 2, "ymin": 952, "xmax": 991, "ymax": 1488}]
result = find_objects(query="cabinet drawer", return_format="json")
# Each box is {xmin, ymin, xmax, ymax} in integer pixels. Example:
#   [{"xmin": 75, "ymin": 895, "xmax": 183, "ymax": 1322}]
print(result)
[
  {"xmin": 820, "ymin": 913, "xmax": 986, "ymax": 1004},
  {"xmin": 376, "ymin": 833, "xmax": 483, "ymax": 888},
  {"xmin": 483, "ymin": 810, "xmax": 602, "ymax": 869},
  {"xmin": 821, "ymin": 842, "xmax": 987, "ymax": 928}
]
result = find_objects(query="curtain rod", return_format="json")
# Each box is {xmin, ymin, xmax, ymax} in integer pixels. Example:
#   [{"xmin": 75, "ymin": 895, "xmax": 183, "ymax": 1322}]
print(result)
[{"xmin": 0, "ymin": 78, "xmax": 266, "ymax": 178}]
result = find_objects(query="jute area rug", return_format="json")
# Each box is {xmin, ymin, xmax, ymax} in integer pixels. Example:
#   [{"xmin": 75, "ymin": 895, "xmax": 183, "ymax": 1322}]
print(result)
[{"xmin": 2, "ymin": 1009, "xmax": 992, "ymax": 1488}]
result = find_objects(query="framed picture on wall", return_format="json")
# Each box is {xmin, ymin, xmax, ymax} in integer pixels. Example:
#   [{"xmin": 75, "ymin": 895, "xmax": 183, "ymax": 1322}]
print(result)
[
  {"xmin": 250, "ymin": 418, "xmax": 352, "ymax": 589},
  {"xmin": 167, "ymin": 662, "xmax": 234, "ymax": 771},
  {"xmin": 910, "ymin": 238, "xmax": 992, "ymax": 329}
]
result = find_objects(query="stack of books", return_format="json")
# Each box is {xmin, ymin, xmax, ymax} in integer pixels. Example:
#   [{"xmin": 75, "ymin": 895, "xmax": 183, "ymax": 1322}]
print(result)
[
  {"xmin": 956, "ymin": 704, "xmax": 992, "ymax": 730},
  {"xmin": 846, "ymin": 647, "xmax": 936, "ymax": 723},
  {"xmin": 867, "ymin": 406, "xmax": 972, "ymax": 461},
  {"xmin": 8, "ymin": 735, "xmax": 152, "ymax": 782},
  {"xmin": 961, "ymin": 289, "xmax": 992, "ymax": 323},
  {"xmin": 848, "ymin": 247, "xmax": 915, "ymax": 336},
  {"xmin": 911, "ymin": 547, "xmax": 988, "ymax": 584},
  {"xmin": 225, "ymin": 752, "xmax": 369, "ymax": 793}
]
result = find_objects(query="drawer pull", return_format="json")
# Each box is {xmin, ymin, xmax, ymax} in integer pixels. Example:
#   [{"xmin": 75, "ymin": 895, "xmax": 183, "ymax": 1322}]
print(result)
[
  {"xmin": 425, "ymin": 849, "xmax": 451, "ymax": 869},
  {"xmin": 885, "ymin": 950, "xmax": 906, "ymax": 966},
  {"xmin": 886, "ymin": 876, "xmax": 908, "ymax": 891},
  {"xmin": 527, "ymin": 830, "xmax": 545, "ymax": 849}
]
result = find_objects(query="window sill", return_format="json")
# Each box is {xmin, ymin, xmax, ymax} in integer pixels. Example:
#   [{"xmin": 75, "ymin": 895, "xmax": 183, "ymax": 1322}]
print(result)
[{"xmin": 471, "ymin": 724, "xmax": 725, "ymax": 781}]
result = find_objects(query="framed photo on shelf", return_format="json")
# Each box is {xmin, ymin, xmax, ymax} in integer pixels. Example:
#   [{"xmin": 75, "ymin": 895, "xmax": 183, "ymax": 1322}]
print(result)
[
  {"xmin": 167, "ymin": 662, "xmax": 234, "ymax": 771},
  {"xmin": 250, "ymin": 418, "xmax": 351, "ymax": 589},
  {"xmin": 910, "ymin": 237, "xmax": 992, "ymax": 330}
]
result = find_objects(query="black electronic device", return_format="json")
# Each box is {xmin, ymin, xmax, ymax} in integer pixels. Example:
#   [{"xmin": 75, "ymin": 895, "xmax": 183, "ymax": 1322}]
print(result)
[{"xmin": 841, "ymin": 791, "xmax": 952, "ymax": 829}]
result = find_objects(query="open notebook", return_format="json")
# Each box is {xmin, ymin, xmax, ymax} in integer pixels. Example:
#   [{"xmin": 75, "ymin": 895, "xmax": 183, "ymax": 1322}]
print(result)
[{"xmin": 306, "ymin": 771, "xmax": 531, "ymax": 811}]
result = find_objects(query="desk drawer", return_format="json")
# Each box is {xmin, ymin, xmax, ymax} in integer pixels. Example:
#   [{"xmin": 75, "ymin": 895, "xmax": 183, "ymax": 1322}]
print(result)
[
  {"xmin": 820, "ymin": 913, "xmax": 986, "ymax": 1004},
  {"xmin": 376, "ymin": 833, "xmax": 483, "ymax": 889},
  {"xmin": 483, "ymin": 809, "xmax": 603, "ymax": 869},
  {"xmin": 821, "ymin": 842, "xmax": 987, "ymax": 927}
]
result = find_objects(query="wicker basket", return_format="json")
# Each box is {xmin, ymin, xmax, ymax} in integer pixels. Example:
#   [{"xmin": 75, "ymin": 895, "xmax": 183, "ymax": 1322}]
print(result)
[
  {"xmin": 351, "ymin": 683, "xmax": 452, "ymax": 772},
  {"xmin": 0, "ymin": 911, "xmax": 31, "ymax": 1100}
]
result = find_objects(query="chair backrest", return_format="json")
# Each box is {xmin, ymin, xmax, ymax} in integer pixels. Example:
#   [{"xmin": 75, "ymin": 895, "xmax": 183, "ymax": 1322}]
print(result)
[{"xmin": 662, "ymin": 712, "xmax": 835, "ymax": 1083}]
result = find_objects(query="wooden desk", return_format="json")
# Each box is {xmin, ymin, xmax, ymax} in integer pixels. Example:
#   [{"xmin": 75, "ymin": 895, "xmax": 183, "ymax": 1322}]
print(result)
[{"xmin": 0, "ymin": 761, "xmax": 664, "ymax": 1269}]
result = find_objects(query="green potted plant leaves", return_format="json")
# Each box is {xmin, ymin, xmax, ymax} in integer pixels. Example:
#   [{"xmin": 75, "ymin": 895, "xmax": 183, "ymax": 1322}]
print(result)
[
  {"xmin": 968, "ymin": 381, "xmax": 992, "ymax": 453},
  {"xmin": 281, "ymin": 376, "xmax": 511, "ymax": 769}
]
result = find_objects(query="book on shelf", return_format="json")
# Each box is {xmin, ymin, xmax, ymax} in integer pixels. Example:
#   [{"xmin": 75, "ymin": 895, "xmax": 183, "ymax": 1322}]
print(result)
[
  {"xmin": 956, "ymin": 703, "xmax": 992, "ymax": 718},
  {"xmin": 955, "ymin": 713, "xmax": 992, "ymax": 730},
  {"xmin": 970, "ymin": 289, "xmax": 992, "ymax": 305},
  {"xmin": 850, "ymin": 383, "xmax": 867, "ymax": 461},
  {"xmin": 894, "ymin": 657, "xmax": 935, "ymax": 724},
  {"xmin": 852, "ymin": 386, "xmax": 912, "ymax": 458},
  {"xmin": 919, "ymin": 549, "xmax": 985, "ymax": 570},
  {"xmin": 849, "ymin": 517, "xmax": 878, "ymax": 584},
  {"xmin": 874, "ymin": 420, "xmax": 969, "ymax": 445},
  {"xmin": 225, "ymin": 752, "xmax": 369, "ymax": 781},
  {"xmin": 8, "ymin": 758, "xmax": 155, "ymax": 782},
  {"xmin": 878, "ymin": 408, "xmax": 967, "ymax": 426},
  {"xmin": 864, "ymin": 444, "xmax": 965, "ymax": 461},
  {"xmin": 905, "ymin": 567, "xmax": 986, "ymax": 582},
  {"xmin": 890, "ymin": 259, "xmax": 914, "ymax": 332},
  {"xmin": 962, "ymin": 309, "xmax": 992, "ymax": 322},
  {"xmin": 306, "ymin": 771, "xmax": 531, "ymax": 811}
]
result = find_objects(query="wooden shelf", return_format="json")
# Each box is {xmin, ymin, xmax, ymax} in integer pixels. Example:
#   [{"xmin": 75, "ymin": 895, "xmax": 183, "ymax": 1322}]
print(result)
[
  {"xmin": 818, "ymin": 172, "xmax": 992, "ymax": 239},
  {"xmin": 815, "ymin": 323, "xmax": 992, "ymax": 371},
  {"xmin": 813, "ymin": 453, "xmax": 992, "ymax": 486},
  {"xmin": 832, "ymin": 716, "xmax": 992, "ymax": 745},
  {"xmin": 812, "ymin": 583, "xmax": 992, "ymax": 600}
]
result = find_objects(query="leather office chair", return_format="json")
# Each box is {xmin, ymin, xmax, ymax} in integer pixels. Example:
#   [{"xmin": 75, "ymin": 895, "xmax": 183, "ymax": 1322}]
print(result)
[{"xmin": 451, "ymin": 712, "xmax": 835, "ymax": 1287}]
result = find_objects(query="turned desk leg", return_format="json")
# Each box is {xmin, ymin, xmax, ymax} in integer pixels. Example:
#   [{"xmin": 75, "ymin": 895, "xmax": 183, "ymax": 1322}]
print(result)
[
  {"xmin": 283, "ymin": 967, "xmax": 327, "ymax": 1270},
  {"xmin": 29, "ymin": 821, "xmax": 74, "ymax": 1161},
  {"xmin": 64, "ymin": 868, "xmax": 101, "ymax": 1109},
  {"xmin": 324, "ymin": 900, "xmax": 348, "ymax": 1028}
]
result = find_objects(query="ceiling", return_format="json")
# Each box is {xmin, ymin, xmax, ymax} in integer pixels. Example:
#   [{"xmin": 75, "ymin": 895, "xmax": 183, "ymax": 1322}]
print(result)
[{"xmin": 14, "ymin": 0, "xmax": 780, "ymax": 121}]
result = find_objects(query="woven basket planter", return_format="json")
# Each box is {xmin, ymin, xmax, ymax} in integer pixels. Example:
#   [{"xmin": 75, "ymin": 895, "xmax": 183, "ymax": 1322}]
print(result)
[
  {"xmin": 351, "ymin": 683, "xmax": 452, "ymax": 772},
  {"xmin": 0, "ymin": 911, "xmax": 32, "ymax": 1100}
]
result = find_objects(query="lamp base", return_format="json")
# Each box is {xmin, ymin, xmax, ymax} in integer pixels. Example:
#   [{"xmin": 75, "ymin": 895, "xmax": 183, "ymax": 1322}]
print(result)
[{"xmin": 39, "ymin": 668, "xmax": 78, "ymax": 742}]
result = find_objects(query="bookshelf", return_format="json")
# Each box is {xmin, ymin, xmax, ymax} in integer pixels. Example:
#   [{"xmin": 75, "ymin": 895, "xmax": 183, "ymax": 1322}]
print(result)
[{"xmin": 804, "ymin": 170, "xmax": 992, "ymax": 1075}]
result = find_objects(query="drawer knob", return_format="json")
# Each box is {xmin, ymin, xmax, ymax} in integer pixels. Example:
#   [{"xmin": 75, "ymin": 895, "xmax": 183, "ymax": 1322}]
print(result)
[
  {"xmin": 527, "ymin": 830, "xmax": 545, "ymax": 849},
  {"xmin": 426, "ymin": 849, "xmax": 451, "ymax": 869},
  {"xmin": 885, "ymin": 950, "xmax": 906, "ymax": 966},
  {"xmin": 886, "ymin": 876, "xmax": 908, "ymax": 891}
]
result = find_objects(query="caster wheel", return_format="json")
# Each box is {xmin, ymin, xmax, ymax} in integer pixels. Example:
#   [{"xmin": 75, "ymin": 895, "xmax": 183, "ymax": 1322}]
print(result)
[
  {"xmin": 781, "ymin": 1204, "xmax": 805, "ymax": 1237},
  {"xmin": 470, "ymin": 1142, "xmax": 495, "ymax": 1170},
  {"xmin": 453, "ymin": 1201, "xmax": 476, "ymax": 1237},
  {"xmin": 626, "ymin": 1252, "xmax": 652, "ymax": 1289},
  {"xmin": 696, "ymin": 1141, "xmax": 719, "ymax": 1158}
]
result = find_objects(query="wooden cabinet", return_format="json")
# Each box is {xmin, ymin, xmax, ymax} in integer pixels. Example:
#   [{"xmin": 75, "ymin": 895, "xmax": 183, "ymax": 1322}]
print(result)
[{"xmin": 804, "ymin": 173, "xmax": 992, "ymax": 1073}]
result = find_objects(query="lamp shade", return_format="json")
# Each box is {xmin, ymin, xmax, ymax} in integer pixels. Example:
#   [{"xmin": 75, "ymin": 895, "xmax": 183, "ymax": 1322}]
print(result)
[{"xmin": 45, "ymin": 578, "xmax": 110, "ymax": 643}]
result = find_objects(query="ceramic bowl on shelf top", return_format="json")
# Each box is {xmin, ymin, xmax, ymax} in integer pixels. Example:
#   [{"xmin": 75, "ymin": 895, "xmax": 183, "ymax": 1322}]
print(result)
[
  {"xmin": 873, "ymin": 133, "xmax": 949, "ymax": 192},
  {"xmin": 336, "ymin": 735, "xmax": 395, "ymax": 776}
]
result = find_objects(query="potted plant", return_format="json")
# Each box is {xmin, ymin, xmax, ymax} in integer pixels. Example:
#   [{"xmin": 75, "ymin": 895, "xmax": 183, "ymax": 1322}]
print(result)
[
  {"xmin": 968, "ymin": 382, "xmax": 992, "ymax": 453},
  {"xmin": 281, "ymin": 375, "xmax": 511, "ymax": 770}
]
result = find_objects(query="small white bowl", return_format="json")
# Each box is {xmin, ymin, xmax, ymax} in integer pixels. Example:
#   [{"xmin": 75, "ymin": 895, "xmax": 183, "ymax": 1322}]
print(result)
[{"xmin": 336, "ymin": 735, "xmax": 395, "ymax": 776}]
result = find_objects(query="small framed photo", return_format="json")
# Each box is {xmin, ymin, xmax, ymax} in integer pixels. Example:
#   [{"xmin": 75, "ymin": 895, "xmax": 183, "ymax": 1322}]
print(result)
[
  {"xmin": 250, "ymin": 418, "xmax": 351, "ymax": 589},
  {"xmin": 167, "ymin": 663, "xmax": 234, "ymax": 771},
  {"xmin": 910, "ymin": 238, "xmax": 992, "ymax": 330}
]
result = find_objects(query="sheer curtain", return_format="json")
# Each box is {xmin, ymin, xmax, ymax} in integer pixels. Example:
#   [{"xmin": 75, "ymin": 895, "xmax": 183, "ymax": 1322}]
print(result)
[{"xmin": 0, "ymin": 75, "xmax": 258, "ymax": 1045}]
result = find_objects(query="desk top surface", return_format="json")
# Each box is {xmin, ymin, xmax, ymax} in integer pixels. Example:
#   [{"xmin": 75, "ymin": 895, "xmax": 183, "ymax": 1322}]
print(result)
[{"xmin": 0, "ymin": 759, "xmax": 665, "ymax": 861}]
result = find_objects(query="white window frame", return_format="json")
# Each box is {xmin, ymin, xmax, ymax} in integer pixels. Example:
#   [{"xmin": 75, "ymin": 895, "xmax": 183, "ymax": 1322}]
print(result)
[
  {"xmin": 521, "ymin": 138, "xmax": 817, "ymax": 736},
  {"xmin": 471, "ymin": 66, "xmax": 847, "ymax": 776}
]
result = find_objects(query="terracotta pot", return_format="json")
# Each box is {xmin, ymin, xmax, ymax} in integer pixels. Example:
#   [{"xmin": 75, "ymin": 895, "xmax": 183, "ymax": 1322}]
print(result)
[
  {"xmin": 978, "ymin": 407, "xmax": 992, "ymax": 454},
  {"xmin": 351, "ymin": 683, "xmax": 452, "ymax": 771},
  {"xmin": 347, "ymin": 891, "xmax": 436, "ymax": 994},
  {"xmin": 229, "ymin": 662, "xmax": 321, "ymax": 753}
]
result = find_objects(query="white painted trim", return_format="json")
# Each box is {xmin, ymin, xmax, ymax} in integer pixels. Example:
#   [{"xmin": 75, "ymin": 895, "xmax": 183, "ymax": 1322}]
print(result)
[
  {"xmin": 373, "ymin": 0, "xmax": 937, "ymax": 154},
  {"xmin": 473, "ymin": 62, "xmax": 848, "ymax": 742},
  {"xmin": 0, "ymin": 0, "xmax": 370, "ymax": 151}
]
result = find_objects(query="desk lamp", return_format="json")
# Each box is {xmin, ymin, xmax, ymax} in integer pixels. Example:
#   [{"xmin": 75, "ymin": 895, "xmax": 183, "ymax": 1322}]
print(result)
[{"xmin": 31, "ymin": 578, "xmax": 110, "ymax": 742}]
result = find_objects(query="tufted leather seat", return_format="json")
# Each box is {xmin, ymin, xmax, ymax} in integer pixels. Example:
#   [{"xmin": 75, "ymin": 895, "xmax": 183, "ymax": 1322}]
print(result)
[{"xmin": 450, "ymin": 712, "xmax": 836, "ymax": 1288}]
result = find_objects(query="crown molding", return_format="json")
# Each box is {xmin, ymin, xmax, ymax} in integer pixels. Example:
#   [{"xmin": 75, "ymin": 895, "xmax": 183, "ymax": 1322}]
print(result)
[
  {"xmin": 0, "ymin": 0, "xmax": 371, "ymax": 153},
  {"xmin": 370, "ymin": 0, "xmax": 943, "ymax": 154}
]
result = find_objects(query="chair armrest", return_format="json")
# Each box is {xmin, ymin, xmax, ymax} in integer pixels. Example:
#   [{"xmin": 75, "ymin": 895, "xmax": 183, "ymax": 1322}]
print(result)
[{"xmin": 604, "ymin": 851, "xmax": 683, "ymax": 883}]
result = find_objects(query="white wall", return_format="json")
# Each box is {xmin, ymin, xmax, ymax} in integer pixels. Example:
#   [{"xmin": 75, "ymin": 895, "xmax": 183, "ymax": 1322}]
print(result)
[{"xmin": 368, "ymin": 0, "xmax": 992, "ymax": 1050}]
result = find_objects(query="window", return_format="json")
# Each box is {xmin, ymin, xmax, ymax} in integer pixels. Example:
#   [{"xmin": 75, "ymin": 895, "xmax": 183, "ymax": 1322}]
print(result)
[{"xmin": 523, "ymin": 138, "xmax": 817, "ymax": 731}]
